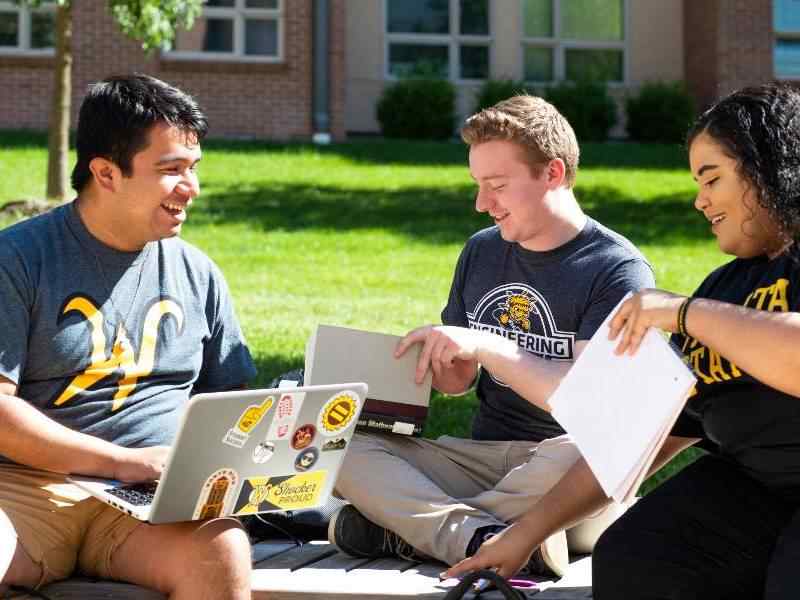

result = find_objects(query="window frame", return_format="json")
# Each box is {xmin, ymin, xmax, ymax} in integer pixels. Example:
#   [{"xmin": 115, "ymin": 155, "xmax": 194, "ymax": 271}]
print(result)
[
  {"xmin": 166, "ymin": 0, "xmax": 284, "ymax": 63},
  {"xmin": 774, "ymin": 0, "xmax": 800, "ymax": 81},
  {"xmin": 382, "ymin": 0, "xmax": 492, "ymax": 83},
  {"xmin": 519, "ymin": 0, "xmax": 629, "ymax": 86},
  {"xmin": 0, "ymin": 1, "xmax": 55, "ymax": 56}
]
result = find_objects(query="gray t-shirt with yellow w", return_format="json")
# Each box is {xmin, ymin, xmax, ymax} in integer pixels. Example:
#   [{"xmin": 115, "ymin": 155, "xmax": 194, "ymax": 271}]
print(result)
[{"xmin": 0, "ymin": 202, "xmax": 256, "ymax": 457}]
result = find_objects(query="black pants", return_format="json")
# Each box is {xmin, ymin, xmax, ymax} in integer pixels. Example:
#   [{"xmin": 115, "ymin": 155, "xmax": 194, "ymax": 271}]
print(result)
[{"xmin": 593, "ymin": 455, "xmax": 800, "ymax": 600}]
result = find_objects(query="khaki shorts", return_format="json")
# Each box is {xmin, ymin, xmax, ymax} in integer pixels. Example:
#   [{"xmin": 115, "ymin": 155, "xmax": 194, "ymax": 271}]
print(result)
[{"xmin": 0, "ymin": 464, "xmax": 142, "ymax": 587}]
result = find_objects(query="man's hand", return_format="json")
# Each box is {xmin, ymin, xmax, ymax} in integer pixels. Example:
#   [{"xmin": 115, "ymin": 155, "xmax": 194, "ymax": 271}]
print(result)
[
  {"xmin": 608, "ymin": 289, "xmax": 686, "ymax": 355},
  {"xmin": 396, "ymin": 325, "xmax": 489, "ymax": 385},
  {"xmin": 112, "ymin": 446, "xmax": 170, "ymax": 482},
  {"xmin": 442, "ymin": 521, "xmax": 538, "ymax": 580}
]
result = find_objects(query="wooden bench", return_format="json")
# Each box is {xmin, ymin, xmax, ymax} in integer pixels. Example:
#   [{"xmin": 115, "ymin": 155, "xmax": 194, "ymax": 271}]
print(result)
[{"xmin": 24, "ymin": 541, "xmax": 592, "ymax": 599}]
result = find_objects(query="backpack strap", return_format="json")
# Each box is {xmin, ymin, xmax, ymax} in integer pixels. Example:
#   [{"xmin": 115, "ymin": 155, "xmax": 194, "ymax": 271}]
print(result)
[{"xmin": 442, "ymin": 569, "xmax": 526, "ymax": 599}]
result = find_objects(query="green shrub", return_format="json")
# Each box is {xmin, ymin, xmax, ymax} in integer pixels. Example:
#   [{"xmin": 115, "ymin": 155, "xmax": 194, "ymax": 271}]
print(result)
[
  {"xmin": 626, "ymin": 81, "xmax": 695, "ymax": 143},
  {"xmin": 546, "ymin": 80, "xmax": 617, "ymax": 142},
  {"xmin": 473, "ymin": 78, "xmax": 536, "ymax": 113},
  {"xmin": 376, "ymin": 78, "xmax": 456, "ymax": 140}
]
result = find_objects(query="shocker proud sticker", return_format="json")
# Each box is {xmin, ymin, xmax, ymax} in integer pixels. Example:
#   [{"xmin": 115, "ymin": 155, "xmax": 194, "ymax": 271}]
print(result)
[{"xmin": 317, "ymin": 390, "xmax": 360, "ymax": 436}]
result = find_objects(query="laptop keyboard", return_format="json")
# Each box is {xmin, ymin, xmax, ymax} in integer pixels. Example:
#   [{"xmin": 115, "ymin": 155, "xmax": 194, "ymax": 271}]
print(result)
[{"xmin": 105, "ymin": 482, "xmax": 158, "ymax": 506}]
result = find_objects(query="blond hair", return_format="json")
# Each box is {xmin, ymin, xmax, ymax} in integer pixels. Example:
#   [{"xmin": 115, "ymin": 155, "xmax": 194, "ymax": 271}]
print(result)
[{"xmin": 460, "ymin": 95, "xmax": 579, "ymax": 186}]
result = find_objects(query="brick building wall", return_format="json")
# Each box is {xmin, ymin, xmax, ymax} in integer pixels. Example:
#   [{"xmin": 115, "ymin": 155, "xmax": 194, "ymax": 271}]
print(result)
[
  {"xmin": 0, "ymin": 0, "xmax": 346, "ymax": 141},
  {"xmin": 684, "ymin": 0, "xmax": 774, "ymax": 111}
]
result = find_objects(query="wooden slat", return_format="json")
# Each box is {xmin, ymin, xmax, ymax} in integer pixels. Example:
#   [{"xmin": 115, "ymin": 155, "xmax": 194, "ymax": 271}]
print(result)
[
  {"xmin": 30, "ymin": 580, "xmax": 165, "ymax": 600},
  {"xmin": 254, "ymin": 542, "xmax": 339, "ymax": 571},
  {"xmin": 252, "ymin": 546, "xmax": 452, "ymax": 600},
  {"xmin": 252, "ymin": 541, "xmax": 303, "ymax": 566}
]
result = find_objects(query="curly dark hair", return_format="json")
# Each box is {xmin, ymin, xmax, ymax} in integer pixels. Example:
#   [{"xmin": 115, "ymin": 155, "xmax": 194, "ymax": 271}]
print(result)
[{"xmin": 687, "ymin": 83, "xmax": 800, "ymax": 246}]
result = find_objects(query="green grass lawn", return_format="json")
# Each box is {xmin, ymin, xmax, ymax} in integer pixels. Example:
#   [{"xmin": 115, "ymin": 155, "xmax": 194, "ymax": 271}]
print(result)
[{"xmin": 0, "ymin": 131, "xmax": 722, "ymax": 493}]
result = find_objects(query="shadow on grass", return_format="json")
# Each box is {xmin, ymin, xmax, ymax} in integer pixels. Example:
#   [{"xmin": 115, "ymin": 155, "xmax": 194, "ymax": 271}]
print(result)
[
  {"xmin": 0, "ymin": 129, "xmax": 688, "ymax": 171},
  {"xmin": 206, "ymin": 139, "xmax": 689, "ymax": 171},
  {"xmin": 197, "ymin": 182, "xmax": 706, "ymax": 247}
]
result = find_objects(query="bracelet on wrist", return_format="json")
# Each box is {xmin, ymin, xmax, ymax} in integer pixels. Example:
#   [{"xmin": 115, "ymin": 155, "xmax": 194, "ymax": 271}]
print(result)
[{"xmin": 677, "ymin": 297, "xmax": 696, "ymax": 337}]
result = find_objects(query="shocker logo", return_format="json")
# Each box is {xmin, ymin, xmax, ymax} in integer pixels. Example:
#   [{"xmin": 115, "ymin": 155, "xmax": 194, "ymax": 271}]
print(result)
[
  {"xmin": 317, "ymin": 391, "xmax": 360, "ymax": 436},
  {"xmin": 494, "ymin": 291, "xmax": 537, "ymax": 332},
  {"xmin": 54, "ymin": 296, "xmax": 184, "ymax": 411}
]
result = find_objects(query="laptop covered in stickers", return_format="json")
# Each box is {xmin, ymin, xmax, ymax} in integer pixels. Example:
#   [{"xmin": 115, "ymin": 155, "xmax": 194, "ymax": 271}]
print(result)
[{"xmin": 68, "ymin": 382, "xmax": 367, "ymax": 524}]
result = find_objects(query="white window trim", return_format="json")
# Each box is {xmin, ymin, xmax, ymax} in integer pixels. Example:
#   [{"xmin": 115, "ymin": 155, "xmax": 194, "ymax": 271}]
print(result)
[
  {"xmin": 166, "ymin": 0, "xmax": 284, "ymax": 63},
  {"xmin": 383, "ymin": 0, "xmax": 492, "ymax": 83},
  {"xmin": 519, "ymin": 0, "xmax": 629, "ymax": 86},
  {"xmin": 0, "ymin": 1, "xmax": 55, "ymax": 56}
]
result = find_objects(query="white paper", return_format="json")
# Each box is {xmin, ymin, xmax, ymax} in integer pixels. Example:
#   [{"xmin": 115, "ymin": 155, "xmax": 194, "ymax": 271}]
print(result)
[{"xmin": 549, "ymin": 294, "xmax": 696, "ymax": 502}]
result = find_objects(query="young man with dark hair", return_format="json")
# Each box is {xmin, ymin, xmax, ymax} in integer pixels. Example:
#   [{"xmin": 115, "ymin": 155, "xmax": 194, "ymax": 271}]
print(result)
[
  {"xmin": 0, "ymin": 74, "xmax": 256, "ymax": 599},
  {"xmin": 330, "ymin": 95, "xmax": 655, "ymax": 577}
]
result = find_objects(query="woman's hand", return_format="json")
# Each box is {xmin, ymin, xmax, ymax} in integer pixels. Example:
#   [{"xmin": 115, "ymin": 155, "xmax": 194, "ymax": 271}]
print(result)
[
  {"xmin": 441, "ymin": 521, "xmax": 538, "ymax": 580},
  {"xmin": 608, "ymin": 289, "xmax": 687, "ymax": 355}
]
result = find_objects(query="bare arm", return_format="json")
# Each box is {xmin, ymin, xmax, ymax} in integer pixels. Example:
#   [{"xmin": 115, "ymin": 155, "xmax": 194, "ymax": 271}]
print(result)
[
  {"xmin": 610, "ymin": 289, "xmax": 800, "ymax": 398},
  {"xmin": 396, "ymin": 326, "xmax": 585, "ymax": 411},
  {"xmin": 0, "ymin": 376, "xmax": 167, "ymax": 481},
  {"xmin": 444, "ymin": 435, "xmax": 698, "ymax": 579}
]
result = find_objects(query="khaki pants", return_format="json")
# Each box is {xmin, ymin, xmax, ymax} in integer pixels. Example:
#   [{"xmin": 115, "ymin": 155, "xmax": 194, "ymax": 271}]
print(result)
[
  {"xmin": 335, "ymin": 432, "xmax": 622, "ymax": 566},
  {"xmin": 0, "ymin": 464, "xmax": 141, "ymax": 587}
]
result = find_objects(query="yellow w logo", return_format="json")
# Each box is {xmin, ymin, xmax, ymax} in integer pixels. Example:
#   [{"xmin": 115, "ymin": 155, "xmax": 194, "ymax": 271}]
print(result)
[{"xmin": 55, "ymin": 297, "xmax": 184, "ymax": 411}]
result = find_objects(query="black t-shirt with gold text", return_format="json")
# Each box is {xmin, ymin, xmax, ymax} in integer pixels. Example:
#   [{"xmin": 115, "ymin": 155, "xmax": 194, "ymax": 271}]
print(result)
[{"xmin": 671, "ymin": 252, "xmax": 800, "ymax": 493}]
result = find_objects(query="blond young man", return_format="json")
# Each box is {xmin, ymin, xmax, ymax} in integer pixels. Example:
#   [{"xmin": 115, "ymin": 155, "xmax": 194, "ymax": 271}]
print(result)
[{"xmin": 329, "ymin": 96, "xmax": 655, "ymax": 576}]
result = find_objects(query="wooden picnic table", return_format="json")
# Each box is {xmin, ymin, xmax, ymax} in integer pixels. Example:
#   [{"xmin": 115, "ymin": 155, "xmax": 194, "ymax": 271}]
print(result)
[{"xmin": 27, "ymin": 541, "xmax": 593, "ymax": 599}]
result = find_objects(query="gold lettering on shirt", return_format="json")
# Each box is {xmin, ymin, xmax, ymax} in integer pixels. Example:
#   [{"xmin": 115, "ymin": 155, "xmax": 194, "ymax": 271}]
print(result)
[
  {"xmin": 55, "ymin": 297, "xmax": 184, "ymax": 411},
  {"xmin": 744, "ymin": 278, "xmax": 790, "ymax": 312},
  {"xmin": 682, "ymin": 277, "xmax": 789, "ymax": 388}
]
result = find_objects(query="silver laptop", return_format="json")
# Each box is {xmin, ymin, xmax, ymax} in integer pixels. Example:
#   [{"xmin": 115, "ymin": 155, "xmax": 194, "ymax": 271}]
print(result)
[{"xmin": 69, "ymin": 383, "xmax": 367, "ymax": 524}]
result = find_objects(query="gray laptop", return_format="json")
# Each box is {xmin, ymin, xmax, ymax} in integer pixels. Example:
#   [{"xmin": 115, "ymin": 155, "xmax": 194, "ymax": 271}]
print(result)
[{"xmin": 69, "ymin": 383, "xmax": 367, "ymax": 524}]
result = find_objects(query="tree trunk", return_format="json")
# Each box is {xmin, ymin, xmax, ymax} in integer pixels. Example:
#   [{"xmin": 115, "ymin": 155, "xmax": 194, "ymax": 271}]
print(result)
[{"xmin": 45, "ymin": 3, "xmax": 72, "ymax": 202}]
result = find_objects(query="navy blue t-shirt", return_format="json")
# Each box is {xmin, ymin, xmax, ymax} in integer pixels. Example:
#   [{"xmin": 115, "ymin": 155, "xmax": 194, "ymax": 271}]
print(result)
[{"xmin": 442, "ymin": 219, "xmax": 655, "ymax": 442}]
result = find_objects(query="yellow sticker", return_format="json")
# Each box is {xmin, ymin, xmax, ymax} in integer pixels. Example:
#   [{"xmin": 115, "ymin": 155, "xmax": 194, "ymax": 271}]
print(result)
[
  {"xmin": 192, "ymin": 468, "xmax": 240, "ymax": 520},
  {"xmin": 317, "ymin": 391, "xmax": 360, "ymax": 436},
  {"xmin": 222, "ymin": 396, "xmax": 274, "ymax": 448},
  {"xmin": 233, "ymin": 470, "xmax": 327, "ymax": 515}
]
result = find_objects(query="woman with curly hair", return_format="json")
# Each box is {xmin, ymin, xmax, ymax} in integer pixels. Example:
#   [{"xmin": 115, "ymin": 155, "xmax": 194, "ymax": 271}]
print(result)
[
  {"xmin": 594, "ymin": 83, "xmax": 800, "ymax": 599},
  {"xmin": 444, "ymin": 83, "xmax": 800, "ymax": 599}
]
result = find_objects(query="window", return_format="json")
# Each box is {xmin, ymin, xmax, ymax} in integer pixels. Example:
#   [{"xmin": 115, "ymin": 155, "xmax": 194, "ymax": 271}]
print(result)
[
  {"xmin": 385, "ymin": 0, "xmax": 490, "ymax": 81},
  {"xmin": 774, "ymin": 0, "xmax": 800, "ymax": 79},
  {"xmin": 0, "ymin": 1, "xmax": 55, "ymax": 54},
  {"xmin": 170, "ymin": 0, "xmax": 282, "ymax": 61},
  {"xmin": 521, "ymin": 0, "xmax": 625, "ymax": 83}
]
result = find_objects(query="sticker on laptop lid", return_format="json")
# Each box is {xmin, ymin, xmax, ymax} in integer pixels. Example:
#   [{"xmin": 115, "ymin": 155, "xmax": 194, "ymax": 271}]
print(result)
[
  {"xmin": 322, "ymin": 437, "xmax": 347, "ymax": 452},
  {"xmin": 252, "ymin": 441, "xmax": 276, "ymax": 464},
  {"xmin": 222, "ymin": 396, "xmax": 274, "ymax": 449},
  {"xmin": 317, "ymin": 390, "xmax": 360, "ymax": 436},
  {"xmin": 294, "ymin": 447, "xmax": 319, "ymax": 471},
  {"xmin": 232, "ymin": 470, "xmax": 327, "ymax": 515},
  {"xmin": 193, "ymin": 468, "xmax": 239, "ymax": 520},
  {"xmin": 291, "ymin": 424, "xmax": 316, "ymax": 450},
  {"xmin": 265, "ymin": 392, "xmax": 305, "ymax": 441}
]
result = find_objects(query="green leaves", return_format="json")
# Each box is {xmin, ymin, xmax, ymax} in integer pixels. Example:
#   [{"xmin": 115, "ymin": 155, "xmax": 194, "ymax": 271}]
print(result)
[
  {"xmin": 16, "ymin": 0, "xmax": 203, "ymax": 51},
  {"xmin": 108, "ymin": 0, "xmax": 203, "ymax": 52}
]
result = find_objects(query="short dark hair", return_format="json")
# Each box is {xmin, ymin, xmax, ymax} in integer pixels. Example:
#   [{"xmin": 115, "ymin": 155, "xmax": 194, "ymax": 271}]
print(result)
[
  {"xmin": 687, "ymin": 83, "xmax": 800, "ymax": 244},
  {"xmin": 71, "ymin": 74, "xmax": 208, "ymax": 193}
]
